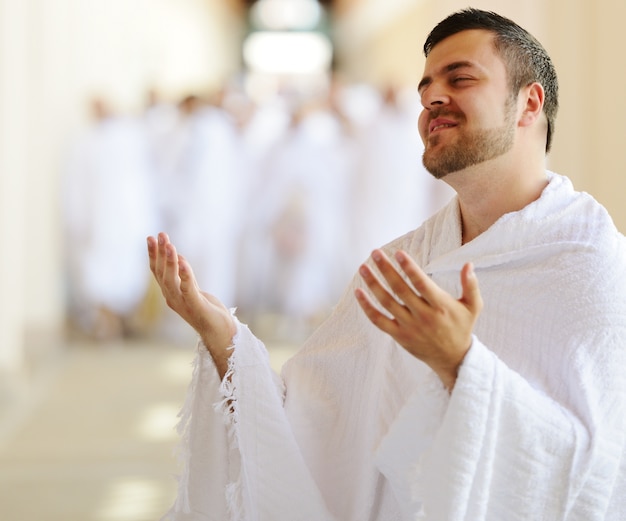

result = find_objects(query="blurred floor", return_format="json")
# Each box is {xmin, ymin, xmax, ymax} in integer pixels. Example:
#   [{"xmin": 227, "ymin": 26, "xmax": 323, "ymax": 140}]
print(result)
[{"xmin": 0, "ymin": 331, "xmax": 299, "ymax": 521}]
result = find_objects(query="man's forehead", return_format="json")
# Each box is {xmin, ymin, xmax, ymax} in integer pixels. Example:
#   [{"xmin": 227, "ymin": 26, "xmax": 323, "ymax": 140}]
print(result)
[
  {"xmin": 421, "ymin": 30, "xmax": 499, "ymax": 75},
  {"xmin": 424, "ymin": 30, "xmax": 496, "ymax": 64}
]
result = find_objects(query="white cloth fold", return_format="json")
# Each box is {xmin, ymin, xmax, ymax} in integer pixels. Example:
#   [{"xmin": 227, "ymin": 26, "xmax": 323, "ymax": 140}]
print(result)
[
  {"xmin": 163, "ymin": 317, "xmax": 333, "ymax": 521},
  {"xmin": 164, "ymin": 172, "xmax": 626, "ymax": 520}
]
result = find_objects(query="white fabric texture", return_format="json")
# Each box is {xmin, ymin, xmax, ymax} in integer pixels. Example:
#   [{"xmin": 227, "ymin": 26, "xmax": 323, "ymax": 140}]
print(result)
[{"xmin": 163, "ymin": 172, "xmax": 626, "ymax": 520}]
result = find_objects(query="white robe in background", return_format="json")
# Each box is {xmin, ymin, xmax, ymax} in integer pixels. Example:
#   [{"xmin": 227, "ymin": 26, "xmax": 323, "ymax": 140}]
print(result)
[
  {"xmin": 237, "ymin": 109, "xmax": 357, "ymax": 320},
  {"xmin": 184, "ymin": 106, "xmax": 244, "ymax": 309},
  {"xmin": 351, "ymin": 98, "xmax": 454, "ymax": 262},
  {"xmin": 163, "ymin": 172, "xmax": 626, "ymax": 521},
  {"xmin": 63, "ymin": 115, "xmax": 158, "ymax": 317},
  {"xmin": 158, "ymin": 106, "xmax": 244, "ymax": 307}
]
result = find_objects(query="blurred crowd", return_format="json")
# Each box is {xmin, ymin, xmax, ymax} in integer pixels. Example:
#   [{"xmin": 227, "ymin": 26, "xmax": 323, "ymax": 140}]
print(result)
[{"xmin": 61, "ymin": 80, "xmax": 454, "ymax": 343}]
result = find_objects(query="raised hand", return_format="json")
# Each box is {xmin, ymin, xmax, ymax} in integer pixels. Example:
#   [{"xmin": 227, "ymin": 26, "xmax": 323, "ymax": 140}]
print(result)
[
  {"xmin": 355, "ymin": 249, "xmax": 483, "ymax": 391},
  {"xmin": 147, "ymin": 232, "xmax": 236, "ymax": 378}
]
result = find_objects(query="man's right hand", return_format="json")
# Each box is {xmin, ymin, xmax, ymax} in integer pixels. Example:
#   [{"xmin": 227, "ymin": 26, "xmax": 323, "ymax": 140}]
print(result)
[{"xmin": 147, "ymin": 232, "xmax": 236, "ymax": 378}]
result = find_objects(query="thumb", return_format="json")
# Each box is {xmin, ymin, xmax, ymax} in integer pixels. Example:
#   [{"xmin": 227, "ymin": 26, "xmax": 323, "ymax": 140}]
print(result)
[{"xmin": 460, "ymin": 262, "xmax": 483, "ymax": 315}]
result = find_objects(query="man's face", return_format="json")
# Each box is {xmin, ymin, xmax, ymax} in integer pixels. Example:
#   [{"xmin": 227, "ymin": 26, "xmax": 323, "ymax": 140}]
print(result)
[{"xmin": 417, "ymin": 29, "xmax": 517, "ymax": 179}]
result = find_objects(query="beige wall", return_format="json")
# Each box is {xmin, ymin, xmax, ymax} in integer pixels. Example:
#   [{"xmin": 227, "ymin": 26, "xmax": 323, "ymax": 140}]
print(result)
[
  {"xmin": 579, "ymin": 0, "xmax": 626, "ymax": 229},
  {"xmin": 335, "ymin": 0, "xmax": 626, "ymax": 232},
  {"xmin": 0, "ymin": 0, "xmax": 29, "ymax": 371}
]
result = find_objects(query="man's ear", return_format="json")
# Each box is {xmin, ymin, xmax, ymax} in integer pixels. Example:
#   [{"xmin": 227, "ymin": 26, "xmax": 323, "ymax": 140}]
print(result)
[{"xmin": 518, "ymin": 82, "xmax": 545, "ymax": 128}]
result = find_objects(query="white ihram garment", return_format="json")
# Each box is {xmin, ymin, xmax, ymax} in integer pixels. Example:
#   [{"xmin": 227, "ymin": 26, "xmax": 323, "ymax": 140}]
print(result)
[{"xmin": 163, "ymin": 172, "xmax": 626, "ymax": 521}]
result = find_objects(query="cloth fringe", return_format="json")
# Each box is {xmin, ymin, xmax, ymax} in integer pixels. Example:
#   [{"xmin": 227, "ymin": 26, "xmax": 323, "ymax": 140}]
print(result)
[
  {"xmin": 215, "ymin": 341, "xmax": 245, "ymax": 520},
  {"xmin": 159, "ymin": 342, "xmax": 202, "ymax": 520},
  {"xmin": 177, "ymin": 342, "xmax": 203, "ymax": 514}
]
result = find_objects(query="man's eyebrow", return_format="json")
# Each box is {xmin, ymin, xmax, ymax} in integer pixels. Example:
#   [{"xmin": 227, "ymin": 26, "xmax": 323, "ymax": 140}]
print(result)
[{"xmin": 418, "ymin": 61, "xmax": 476, "ymax": 93}]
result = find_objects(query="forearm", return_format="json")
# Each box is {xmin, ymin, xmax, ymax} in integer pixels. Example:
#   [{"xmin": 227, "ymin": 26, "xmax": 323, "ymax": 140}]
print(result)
[{"xmin": 198, "ymin": 308, "xmax": 238, "ymax": 380}]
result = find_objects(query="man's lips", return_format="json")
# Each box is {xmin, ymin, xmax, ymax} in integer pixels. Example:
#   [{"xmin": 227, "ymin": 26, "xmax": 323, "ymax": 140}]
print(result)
[{"xmin": 429, "ymin": 118, "xmax": 458, "ymax": 134}]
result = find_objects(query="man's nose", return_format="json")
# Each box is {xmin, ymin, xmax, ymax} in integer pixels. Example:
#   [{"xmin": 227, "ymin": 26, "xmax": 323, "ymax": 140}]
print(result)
[{"xmin": 420, "ymin": 83, "xmax": 450, "ymax": 108}]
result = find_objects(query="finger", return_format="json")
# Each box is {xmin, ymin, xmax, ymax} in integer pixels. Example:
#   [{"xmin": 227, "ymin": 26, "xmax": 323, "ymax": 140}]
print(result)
[
  {"xmin": 354, "ymin": 287, "xmax": 399, "ymax": 335},
  {"xmin": 460, "ymin": 262, "xmax": 483, "ymax": 315},
  {"xmin": 147, "ymin": 236, "xmax": 157, "ymax": 275},
  {"xmin": 394, "ymin": 250, "xmax": 445, "ymax": 307},
  {"xmin": 358, "ymin": 262, "xmax": 408, "ymax": 318},
  {"xmin": 162, "ymin": 241, "xmax": 182, "ymax": 300},
  {"xmin": 370, "ymin": 249, "xmax": 425, "ymax": 309},
  {"xmin": 155, "ymin": 232, "xmax": 171, "ymax": 281},
  {"xmin": 178, "ymin": 254, "xmax": 201, "ymax": 300}
]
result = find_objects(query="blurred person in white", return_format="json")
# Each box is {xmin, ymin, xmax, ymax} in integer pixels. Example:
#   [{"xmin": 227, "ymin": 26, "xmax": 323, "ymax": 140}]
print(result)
[
  {"xmin": 351, "ymin": 84, "xmax": 454, "ymax": 263},
  {"xmin": 62, "ymin": 97, "xmax": 158, "ymax": 340},
  {"xmin": 142, "ymin": 88, "xmax": 179, "ymax": 185},
  {"xmin": 234, "ymin": 94, "xmax": 357, "ymax": 335},
  {"xmin": 229, "ymin": 88, "xmax": 292, "ymax": 322},
  {"xmin": 147, "ymin": 8, "xmax": 626, "ymax": 520},
  {"xmin": 154, "ymin": 93, "xmax": 244, "ymax": 312}
]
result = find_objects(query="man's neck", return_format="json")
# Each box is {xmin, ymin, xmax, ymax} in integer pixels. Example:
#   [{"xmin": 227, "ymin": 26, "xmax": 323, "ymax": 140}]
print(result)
[{"xmin": 444, "ymin": 158, "xmax": 549, "ymax": 244}]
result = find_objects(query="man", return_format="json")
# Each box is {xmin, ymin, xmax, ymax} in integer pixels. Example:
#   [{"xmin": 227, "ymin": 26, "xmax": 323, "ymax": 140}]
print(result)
[{"xmin": 148, "ymin": 8, "xmax": 626, "ymax": 520}]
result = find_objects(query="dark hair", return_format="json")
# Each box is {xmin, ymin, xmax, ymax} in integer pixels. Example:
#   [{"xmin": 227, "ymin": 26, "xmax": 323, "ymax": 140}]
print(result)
[{"xmin": 424, "ymin": 8, "xmax": 558, "ymax": 153}]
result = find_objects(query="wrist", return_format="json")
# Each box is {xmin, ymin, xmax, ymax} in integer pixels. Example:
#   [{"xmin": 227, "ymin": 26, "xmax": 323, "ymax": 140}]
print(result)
[
  {"xmin": 431, "ymin": 339, "xmax": 473, "ymax": 392},
  {"xmin": 199, "ymin": 316, "xmax": 237, "ymax": 379},
  {"xmin": 434, "ymin": 367, "xmax": 458, "ymax": 393}
]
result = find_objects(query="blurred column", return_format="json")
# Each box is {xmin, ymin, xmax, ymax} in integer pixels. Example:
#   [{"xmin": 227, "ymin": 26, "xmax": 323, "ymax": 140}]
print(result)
[
  {"xmin": 0, "ymin": 0, "xmax": 29, "ymax": 372},
  {"xmin": 22, "ymin": 0, "xmax": 70, "ymax": 345}
]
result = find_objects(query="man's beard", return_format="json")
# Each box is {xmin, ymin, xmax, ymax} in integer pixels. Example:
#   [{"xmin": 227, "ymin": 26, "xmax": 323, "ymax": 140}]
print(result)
[{"xmin": 423, "ymin": 99, "xmax": 516, "ymax": 179}]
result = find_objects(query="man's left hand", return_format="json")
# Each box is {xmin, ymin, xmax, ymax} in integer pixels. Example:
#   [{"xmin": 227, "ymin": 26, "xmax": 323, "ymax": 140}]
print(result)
[{"xmin": 355, "ymin": 249, "xmax": 483, "ymax": 391}]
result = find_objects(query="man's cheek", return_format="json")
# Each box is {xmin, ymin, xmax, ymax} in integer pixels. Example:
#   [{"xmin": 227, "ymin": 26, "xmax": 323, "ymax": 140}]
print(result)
[{"xmin": 417, "ymin": 113, "xmax": 429, "ymax": 143}]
